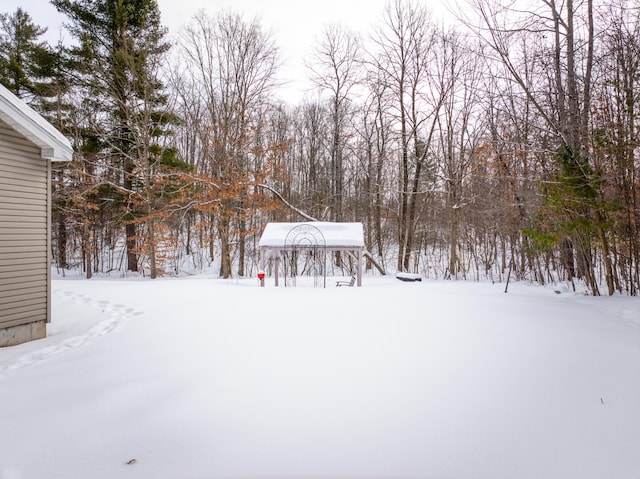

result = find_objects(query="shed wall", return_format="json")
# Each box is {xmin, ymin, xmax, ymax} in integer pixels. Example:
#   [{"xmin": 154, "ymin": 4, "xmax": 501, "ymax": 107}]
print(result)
[{"xmin": 0, "ymin": 118, "xmax": 49, "ymax": 344}]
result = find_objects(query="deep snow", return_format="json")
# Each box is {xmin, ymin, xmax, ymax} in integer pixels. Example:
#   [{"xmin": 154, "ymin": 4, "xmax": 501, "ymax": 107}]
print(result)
[{"xmin": 1, "ymin": 274, "xmax": 639, "ymax": 479}]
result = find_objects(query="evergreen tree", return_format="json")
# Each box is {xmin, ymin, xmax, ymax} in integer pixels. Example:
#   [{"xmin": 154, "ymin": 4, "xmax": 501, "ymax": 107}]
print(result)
[
  {"xmin": 52, "ymin": 0, "xmax": 171, "ymax": 276},
  {"xmin": 0, "ymin": 7, "xmax": 57, "ymax": 102}
]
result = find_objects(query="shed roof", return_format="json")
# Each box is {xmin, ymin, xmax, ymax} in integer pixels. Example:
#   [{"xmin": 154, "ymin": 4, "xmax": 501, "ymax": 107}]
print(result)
[
  {"xmin": 259, "ymin": 222, "xmax": 365, "ymax": 248},
  {"xmin": 0, "ymin": 83, "xmax": 73, "ymax": 162}
]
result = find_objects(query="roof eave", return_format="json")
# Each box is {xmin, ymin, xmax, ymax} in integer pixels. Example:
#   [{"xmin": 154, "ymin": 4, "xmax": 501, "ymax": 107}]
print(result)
[{"xmin": 0, "ymin": 84, "xmax": 73, "ymax": 162}]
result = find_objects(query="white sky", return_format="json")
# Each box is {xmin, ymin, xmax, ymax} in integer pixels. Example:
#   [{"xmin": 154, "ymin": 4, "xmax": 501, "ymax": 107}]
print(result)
[{"xmin": 0, "ymin": 0, "xmax": 451, "ymax": 103}]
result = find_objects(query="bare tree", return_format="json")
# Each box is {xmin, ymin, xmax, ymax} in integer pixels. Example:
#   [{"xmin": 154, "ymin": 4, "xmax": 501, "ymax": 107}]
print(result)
[
  {"xmin": 308, "ymin": 24, "xmax": 362, "ymax": 224},
  {"xmin": 179, "ymin": 10, "xmax": 280, "ymax": 278},
  {"xmin": 355, "ymin": 69, "xmax": 393, "ymax": 270},
  {"xmin": 370, "ymin": 0, "xmax": 448, "ymax": 272},
  {"xmin": 590, "ymin": 1, "xmax": 640, "ymax": 294},
  {"xmin": 435, "ymin": 31, "xmax": 485, "ymax": 278},
  {"xmin": 462, "ymin": 0, "xmax": 607, "ymax": 293}
]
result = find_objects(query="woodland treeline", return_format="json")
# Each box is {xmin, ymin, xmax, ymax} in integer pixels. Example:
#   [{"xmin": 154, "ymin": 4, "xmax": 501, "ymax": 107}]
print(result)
[{"xmin": 1, "ymin": 0, "xmax": 639, "ymax": 295}]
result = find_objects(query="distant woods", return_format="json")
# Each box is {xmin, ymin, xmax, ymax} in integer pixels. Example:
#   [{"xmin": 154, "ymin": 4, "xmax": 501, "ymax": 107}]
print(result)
[{"xmin": 1, "ymin": 0, "xmax": 639, "ymax": 295}]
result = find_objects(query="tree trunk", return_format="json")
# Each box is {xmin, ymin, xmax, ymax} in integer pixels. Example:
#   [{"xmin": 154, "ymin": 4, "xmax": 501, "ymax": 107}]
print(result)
[
  {"xmin": 595, "ymin": 211, "xmax": 615, "ymax": 295},
  {"xmin": 57, "ymin": 215, "xmax": 67, "ymax": 270},
  {"xmin": 449, "ymin": 208, "xmax": 458, "ymax": 278},
  {"xmin": 125, "ymin": 222, "xmax": 138, "ymax": 273},
  {"xmin": 83, "ymin": 224, "xmax": 92, "ymax": 280},
  {"xmin": 562, "ymin": 237, "xmax": 576, "ymax": 281},
  {"xmin": 148, "ymin": 217, "xmax": 157, "ymax": 279},
  {"xmin": 218, "ymin": 211, "xmax": 232, "ymax": 278},
  {"xmin": 238, "ymin": 217, "xmax": 246, "ymax": 277}
]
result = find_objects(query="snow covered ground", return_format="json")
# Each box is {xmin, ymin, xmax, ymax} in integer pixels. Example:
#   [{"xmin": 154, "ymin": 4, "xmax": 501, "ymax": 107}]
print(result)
[{"xmin": 1, "ymin": 273, "xmax": 639, "ymax": 479}]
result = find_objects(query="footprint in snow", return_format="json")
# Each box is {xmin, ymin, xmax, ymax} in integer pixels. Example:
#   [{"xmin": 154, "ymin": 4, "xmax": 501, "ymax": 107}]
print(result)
[{"xmin": 0, "ymin": 292, "xmax": 144, "ymax": 377}]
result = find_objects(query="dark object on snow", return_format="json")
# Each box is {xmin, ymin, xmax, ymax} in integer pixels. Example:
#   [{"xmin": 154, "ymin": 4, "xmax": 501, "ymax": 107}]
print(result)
[
  {"xmin": 396, "ymin": 272, "xmax": 422, "ymax": 282},
  {"xmin": 336, "ymin": 276, "xmax": 356, "ymax": 287},
  {"xmin": 126, "ymin": 459, "xmax": 137, "ymax": 465}
]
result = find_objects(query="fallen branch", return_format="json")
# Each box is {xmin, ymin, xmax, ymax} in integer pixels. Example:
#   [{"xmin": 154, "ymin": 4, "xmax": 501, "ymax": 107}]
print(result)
[
  {"xmin": 257, "ymin": 183, "xmax": 318, "ymax": 221},
  {"xmin": 364, "ymin": 250, "xmax": 386, "ymax": 275}
]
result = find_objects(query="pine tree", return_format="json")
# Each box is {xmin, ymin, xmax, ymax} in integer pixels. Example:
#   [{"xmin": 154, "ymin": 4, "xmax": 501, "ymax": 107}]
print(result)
[
  {"xmin": 52, "ymin": 0, "xmax": 171, "ymax": 276},
  {"xmin": 0, "ymin": 7, "xmax": 57, "ymax": 103}
]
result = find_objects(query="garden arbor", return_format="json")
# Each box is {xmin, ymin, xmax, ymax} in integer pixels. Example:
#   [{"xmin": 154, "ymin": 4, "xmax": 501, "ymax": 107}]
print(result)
[{"xmin": 258, "ymin": 222, "xmax": 365, "ymax": 287}]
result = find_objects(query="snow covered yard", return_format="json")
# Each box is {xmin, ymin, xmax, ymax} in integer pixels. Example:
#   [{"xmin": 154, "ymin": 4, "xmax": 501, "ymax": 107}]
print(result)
[{"xmin": 1, "ymin": 275, "xmax": 639, "ymax": 479}]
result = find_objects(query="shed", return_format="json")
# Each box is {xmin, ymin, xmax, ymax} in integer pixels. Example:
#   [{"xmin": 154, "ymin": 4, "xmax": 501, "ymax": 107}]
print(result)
[
  {"xmin": 258, "ymin": 222, "xmax": 365, "ymax": 287},
  {"xmin": 0, "ymin": 83, "xmax": 73, "ymax": 347}
]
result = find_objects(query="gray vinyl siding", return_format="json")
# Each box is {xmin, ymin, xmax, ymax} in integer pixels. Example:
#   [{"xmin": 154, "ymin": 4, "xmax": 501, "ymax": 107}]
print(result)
[{"xmin": 0, "ymin": 118, "xmax": 49, "ymax": 329}]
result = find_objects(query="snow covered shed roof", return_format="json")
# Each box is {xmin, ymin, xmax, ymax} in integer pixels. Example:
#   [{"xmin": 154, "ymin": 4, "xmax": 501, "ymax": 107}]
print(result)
[
  {"xmin": 259, "ymin": 222, "xmax": 365, "ymax": 249},
  {"xmin": 0, "ymin": 83, "xmax": 73, "ymax": 162}
]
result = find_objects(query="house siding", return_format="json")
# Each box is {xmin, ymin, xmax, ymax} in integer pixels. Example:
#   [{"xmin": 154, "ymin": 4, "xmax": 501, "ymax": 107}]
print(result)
[{"xmin": 0, "ymin": 118, "xmax": 48, "ymax": 345}]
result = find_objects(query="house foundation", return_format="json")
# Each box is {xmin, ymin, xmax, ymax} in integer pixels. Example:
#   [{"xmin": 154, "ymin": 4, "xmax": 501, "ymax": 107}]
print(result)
[{"xmin": 0, "ymin": 321, "xmax": 46, "ymax": 348}]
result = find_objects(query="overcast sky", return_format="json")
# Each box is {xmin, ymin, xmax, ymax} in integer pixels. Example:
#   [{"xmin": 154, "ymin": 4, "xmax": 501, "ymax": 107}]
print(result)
[{"xmin": 0, "ymin": 0, "xmax": 450, "ymax": 103}]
